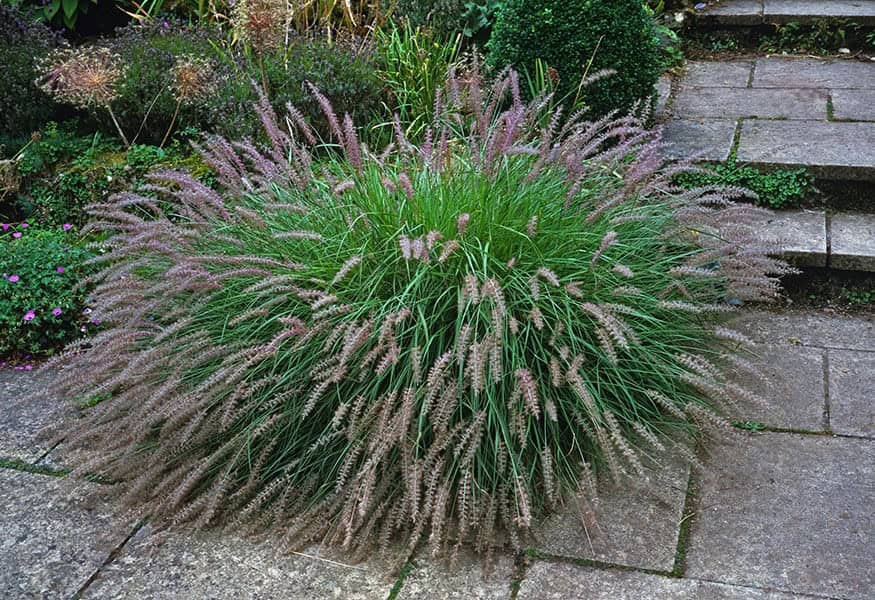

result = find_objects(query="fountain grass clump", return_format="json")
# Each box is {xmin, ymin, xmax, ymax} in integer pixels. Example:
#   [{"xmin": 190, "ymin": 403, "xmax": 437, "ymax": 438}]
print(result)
[{"xmin": 50, "ymin": 70, "xmax": 788, "ymax": 563}]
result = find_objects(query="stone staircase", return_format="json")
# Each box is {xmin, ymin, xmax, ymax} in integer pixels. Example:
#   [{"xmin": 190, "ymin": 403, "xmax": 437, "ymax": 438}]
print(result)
[{"xmin": 661, "ymin": 3, "xmax": 875, "ymax": 273}]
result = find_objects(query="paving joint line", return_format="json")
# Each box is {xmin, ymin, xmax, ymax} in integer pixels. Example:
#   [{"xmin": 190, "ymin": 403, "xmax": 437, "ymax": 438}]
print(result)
[
  {"xmin": 687, "ymin": 575, "xmax": 847, "ymax": 600},
  {"xmin": 670, "ymin": 469, "xmax": 698, "ymax": 578},
  {"xmin": 70, "ymin": 517, "xmax": 148, "ymax": 600},
  {"xmin": 523, "ymin": 548, "xmax": 674, "ymax": 580},
  {"xmin": 0, "ymin": 455, "xmax": 67, "ymax": 478}
]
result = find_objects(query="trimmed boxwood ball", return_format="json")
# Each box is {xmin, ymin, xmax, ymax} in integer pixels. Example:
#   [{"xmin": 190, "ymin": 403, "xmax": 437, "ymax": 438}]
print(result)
[
  {"xmin": 48, "ymin": 71, "xmax": 788, "ymax": 563},
  {"xmin": 487, "ymin": 0, "xmax": 662, "ymax": 118}
]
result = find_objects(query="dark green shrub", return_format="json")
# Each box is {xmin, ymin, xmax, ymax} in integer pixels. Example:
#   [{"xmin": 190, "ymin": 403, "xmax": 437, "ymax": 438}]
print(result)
[
  {"xmin": 0, "ymin": 7, "xmax": 64, "ymax": 141},
  {"xmin": 0, "ymin": 224, "xmax": 95, "ymax": 356},
  {"xmin": 676, "ymin": 162, "xmax": 813, "ymax": 209},
  {"xmin": 50, "ymin": 71, "xmax": 788, "ymax": 558},
  {"xmin": 487, "ymin": 0, "xmax": 661, "ymax": 117}
]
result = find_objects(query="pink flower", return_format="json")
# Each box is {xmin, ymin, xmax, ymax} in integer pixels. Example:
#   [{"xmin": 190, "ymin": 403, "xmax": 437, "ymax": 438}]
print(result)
[
  {"xmin": 1, "ymin": 223, "xmax": 8, "ymax": 230},
  {"xmin": 62, "ymin": 223, "xmax": 72, "ymax": 231},
  {"xmin": 23, "ymin": 310, "xmax": 35, "ymax": 321},
  {"xmin": 12, "ymin": 232, "xmax": 22, "ymax": 239},
  {"xmin": 20, "ymin": 223, "xmax": 29, "ymax": 228},
  {"xmin": 52, "ymin": 307, "xmax": 62, "ymax": 317},
  {"xmin": 56, "ymin": 266, "xmax": 65, "ymax": 274},
  {"xmin": 24, "ymin": 364, "xmax": 33, "ymax": 371},
  {"xmin": 8, "ymin": 275, "xmax": 19, "ymax": 283}
]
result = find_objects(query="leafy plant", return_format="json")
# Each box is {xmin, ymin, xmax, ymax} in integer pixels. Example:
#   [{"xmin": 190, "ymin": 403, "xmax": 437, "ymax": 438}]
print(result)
[
  {"xmin": 374, "ymin": 22, "xmax": 461, "ymax": 142},
  {"xmin": 487, "ymin": 0, "xmax": 662, "ymax": 118},
  {"xmin": 49, "ymin": 72, "xmax": 788, "ymax": 562},
  {"xmin": 675, "ymin": 162, "xmax": 813, "ymax": 209},
  {"xmin": 759, "ymin": 19, "xmax": 860, "ymax": 54},
  {"xmin": 10, "ymin": 0, "xmax": 99, "ymax": 29},
  {"xmin": 0, "ymin": 224, "xmax": 95, "ymax": 356}
]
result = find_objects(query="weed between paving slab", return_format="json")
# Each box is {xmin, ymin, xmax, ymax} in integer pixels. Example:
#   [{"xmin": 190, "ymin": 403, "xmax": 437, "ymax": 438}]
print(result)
[{"xmin": 671, "ymin": 472, "xmax": 699, "ymax": 578}]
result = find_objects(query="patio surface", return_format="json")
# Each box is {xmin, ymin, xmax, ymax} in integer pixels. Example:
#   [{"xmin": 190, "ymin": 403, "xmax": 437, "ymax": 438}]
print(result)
[{"xmin": 2, "ymin": 307, "xmax": 873, "ymax": 599}]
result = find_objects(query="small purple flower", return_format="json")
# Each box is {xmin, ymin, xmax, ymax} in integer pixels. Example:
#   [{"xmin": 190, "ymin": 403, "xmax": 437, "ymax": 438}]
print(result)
[
  {"xmin": 56, "ymin": 266, "xmax": 65, "ymax": 274},
  {"xmin": 1, "ymin": 223, "xmax": 8, "ymax": 230},
  {"xmin": 52, "ymin": 307, "xmax": 62, "ymax": 317},
  {"xmin": 8, "ymin": 275, "xmax": 19, "ymax": 283},
  {"xmin": 91, "ymin": 318, "xmax": 101, "ymax": 325},
  {"xmin": 83, "ymin": 307, "xmax": 92, "ymax": 315},
  {"xmin": 12, "ymin": 232, "xmax": 22, "ymax": 239},
  {"xmin": 24, "ymin": 364, "xmax": 33, "ymax": 371},
  {"xmin": 62, "ymin": 223, "xmax": 72, "ymax": 231},
  {"xmin": 23, "ymin": 309, "xmax": 35, "ymax": 321},
  {"xmin": 20, "ymin": 223, "xmax": 28, "ymax": 228}
]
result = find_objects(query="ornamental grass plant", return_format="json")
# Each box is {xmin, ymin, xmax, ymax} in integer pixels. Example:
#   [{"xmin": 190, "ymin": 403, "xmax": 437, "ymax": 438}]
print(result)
[{"xmin": 48, "ymin": 68, "xmax": 789, "ymax": 564}]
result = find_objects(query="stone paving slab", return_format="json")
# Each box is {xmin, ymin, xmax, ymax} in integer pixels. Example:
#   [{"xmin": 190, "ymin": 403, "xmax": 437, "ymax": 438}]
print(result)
[
  {"xmin": 729, "ymin": 344, "xmax": 826, "ymax": 431},
  {"xmin": 662, "ymin": 119, "xmax": 737, "ymax": 162},
  {"xmin": 735, "ymin": 120, "xmax": 875, "ymax": 180},
  {"xmin": 832, "ymin": 89, "xmax": 875, "ymax": 121},
  {"xmin": 727, "ymin": 309, "xmax": 875, "ymax": 352},
  {"xmin": 673, "ymin": 87, "xmax": 827, "ymax": 120},
  {"xmin": 81, "ymin": 525, "xmax": 398, "ymax": 599},
  {"xmin": 686, "ymin": 432, "xmax": 875, "ymax": 599},
  {"xmin": 831, "ymin": 212, "xmax": 875, "ymax": 272},
  {"xmin": 828, "ymin": 349, "xmax": 875, "ymax": 438},
  {"xmin": 655, "ymin": 76, "xmax": 672, "ymax": 120},
  {"xmin": 697, "ymin": 0, "xmax": 764, "ymax": 26},
  {"xmin": 0, "ymin": 469, "xmax": 135, "ymax": 599},
  {"xmin": 533, "ymin": 445, "xmax": 690, "ymax": 572},
  {"xmin": 0, "ymin": 368, "xmax": 74, "ymax": 462},
  {"xmin": 517, "ymin": 562, "xmax": 821, "ymax": 599},
  {"xmin": 763, "ymin": 0, "xmax": 875, "ymax": 25},
  {"xmin": 758, "ymin": 209, "xmax": 827, "ymax": 267},
  {"xmin": 684, "ymin": 60, "xmax": 753, "ymax": 88},
  {"xmin": 397, "ymin": 551, "xmax": 514, "ymax": 599},
  {"xmin": 753, "ymin": 57, "xmax": 875, "ymax": 90}
]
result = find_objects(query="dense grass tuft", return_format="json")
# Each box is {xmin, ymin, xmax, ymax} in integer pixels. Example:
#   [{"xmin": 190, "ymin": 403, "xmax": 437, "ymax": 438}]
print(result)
[{"xmin": 48, "ymin": 69, "xmax": 790, "ymax": 563}]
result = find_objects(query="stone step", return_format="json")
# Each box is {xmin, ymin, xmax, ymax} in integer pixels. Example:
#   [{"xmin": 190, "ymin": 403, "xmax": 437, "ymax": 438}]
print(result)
[
  {"xmin": 660, "ymin": 57, "xmax": 875, "ymax": 183},
  {"xmin": 694, "ymin": 0, "xmax": 875, "ymax": 27},
  {"xmin": 759, "ymin": 209, "xmax": 875, "ymax": 271}
]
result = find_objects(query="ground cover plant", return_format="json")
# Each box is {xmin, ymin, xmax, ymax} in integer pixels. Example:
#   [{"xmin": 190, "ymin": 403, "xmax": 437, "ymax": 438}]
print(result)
[
  {"xmin": 0, "ymin": 222, "xmax": 95, "ymax": 356},
  {"xmin": 675, "ymin": 162, "xmax": 813, "ymax": 209},
  {"xmin": 47, "ymin": 68, "xmax": 789, "ymax": 563}
]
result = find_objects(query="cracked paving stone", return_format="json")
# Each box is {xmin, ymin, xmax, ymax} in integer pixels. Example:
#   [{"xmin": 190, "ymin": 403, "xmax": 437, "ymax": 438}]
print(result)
[
  {"xmin": 0, "ymin": 469, "xmax": 135, "ymax": 599},
  {"xmin": 0, "ymin": 367, "xmax": 73, "ymax": 462},
  {"xmin": 80, "ymin": 524, "xmax": 398, "ymax": 599}
]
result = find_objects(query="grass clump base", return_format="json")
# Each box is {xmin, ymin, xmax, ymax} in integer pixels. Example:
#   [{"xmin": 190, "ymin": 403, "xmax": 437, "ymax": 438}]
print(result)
[{"xmin": 49, "ymin": 69, "xmax": 789, "ymax": 565}]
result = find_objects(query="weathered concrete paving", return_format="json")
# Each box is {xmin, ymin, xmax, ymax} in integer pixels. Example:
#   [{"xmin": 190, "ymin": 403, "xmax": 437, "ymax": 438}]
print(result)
[
  {"xmin": 0, "ymin": 368, "xmax": 73, "ymax": 462},
  {"xmin": 2, "ymin": 308, "xmax": 873, "ymax": 598},
  {"xmin": 534, "ymin": 444, "xmax": 690, "ymax": 572},
  {"xmin": 696, "ymin": 0, "xmax": 875, "ymax": 26},
  {"xmin": 0, "ymin": 470, "xmax": 135, "ymax": 599},
  {"xmin": 518, "ymin": 563, "xmax": 822, "ymax": 599},
  {"xmin": 81, "ymin": 525, "xmax": 398, "ymax": 600},
  {"xmin": 686, "ymin": 433, "xmax": 875, "ymax": 599},
  {"xmin": 662, "ymin": 57, "xmax": 875, "ymax": 181}
]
